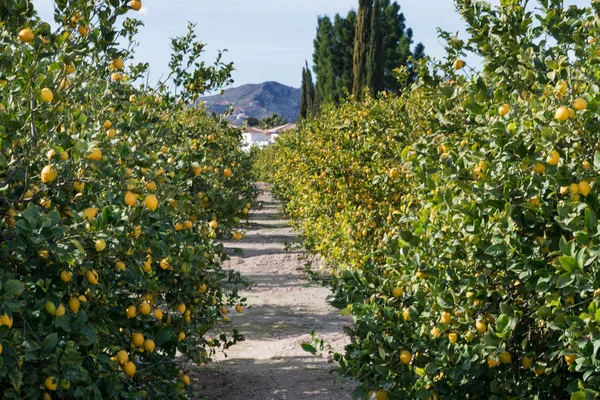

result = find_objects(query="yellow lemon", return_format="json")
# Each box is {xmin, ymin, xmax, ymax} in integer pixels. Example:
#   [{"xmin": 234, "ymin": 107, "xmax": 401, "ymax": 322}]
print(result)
[
  {"xmin": 143, "ymin": 339, "xmax": 155, "ymax": 352},
  {"xmin": 498, "ymin": 103, "xmax": 510, "ymax": 116},
  {"xmin": 73, "ymin": 181, "xmax": 84, "ymax": 192},
  {"xmin": 124, "ymin": 192, "xmax": 138, "ymax": 206},
  {"xmin": 83, "ymin": 207, "xmax": 98, "ymax": 219},
  {"xmin": 182, "ymin": 375, "xmax": 191, "ymax": 385},
  {"xmin": 40, "ymin": 88, "xmax": 54, "ymax": 103},
  {"xmin": 139, "ymin": 302, "xmax": 151, "ymax": 316},
  {"xmin": 144, "ymin": 194, "xmax": 158, "ymax": 211},
  {"xmin": 399, "ymin": 350, "xmax": 412, "ymax": 365},
  {"xmin": 487, "ymin": 355, "xmax": 499, "ymax": 368},
  {"xmin": 112, "ymin": 58, "xmax": 124, "ymax": 70},
  {"xmin": 555, "ymin": 106, "xmax": 570, "ymax": 121},
  {"xmin": 126, "ymin": 305, "xmax": 137, "ymax": 319},
  {"xmin": 546, "ymin": 150, "xmax": 560, "ymax": 166},
  {"xmin": 573, "ymin": 97, "xmax": 587, "ymax": 111},
  {"xmin": 499, "ymin": 351, "xmax": 512, "ymax": 364},
  {"xmin": 579, "ymin": 180, "xmax": 591, "ymax": 197},
  {"xmin": 448, "ymin": 333, "xmax": 458, "ymax": 344},
  {"xmin": 18, "ymin": 28, "xmax": 34, "ymax": 43},
  {"xmin": 533, "ymin": 163, "xmax": 545, "ymax": 174},
  {"xmin": 95, "ymin": 240, "xmax": 106, "ymax": 252},
  {"xmin": 45, "ymin": 376, "xmax": 58, "ymax": 391},
  {"xmin": 87, "ymin": 148, "xmax": 102, "ymax": 161},
  {"xmin": 153, "ymin": 309, "xmax": 163, "ymax": 320},
  {"xmin": 123, "ymin": 361, "xmax": 136, "ymax": 377},
  {"xmin": 132, "ymin": 333, "xmax": 144, "ymax": 347},
  {"xmin": 453, "ymin": 59, "xmax": 464, "ymax": 70},
  {"xmin": 522, "ymin": 356, "xmax": 533, "ymax": 369},
  {"xmin": 68, "ymin": 297, "xmax": 80, "ymax": 313},
  {"xmin": 86, "ymin": 269, "xmax": 99, "ymax": 285},
  {"xmin": 60, "ymin": 270, "xmax": 72, "ymax": 283},
  {"xmin": 476, "ymin": 321, "xmax": 487, "ymax": 334},
  {"xmin": 41, "ymin": 165, "xmax": 57, "ymax": 183},
  {"xmin": 117, "ymin": 350, "xmax": 129, "ymax": 365}
]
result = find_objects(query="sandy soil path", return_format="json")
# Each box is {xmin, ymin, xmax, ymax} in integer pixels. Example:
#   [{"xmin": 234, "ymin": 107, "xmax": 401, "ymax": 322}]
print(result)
[{"xmin": 191, "ymin": 186, "xmax": 355, "ymax": 400}]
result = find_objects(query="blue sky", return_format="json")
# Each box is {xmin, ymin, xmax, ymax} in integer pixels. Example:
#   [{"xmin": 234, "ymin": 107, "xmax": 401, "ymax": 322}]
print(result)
[{"xmin": 33, "ymin": 0, "xmax": 589, "ymax": 89}]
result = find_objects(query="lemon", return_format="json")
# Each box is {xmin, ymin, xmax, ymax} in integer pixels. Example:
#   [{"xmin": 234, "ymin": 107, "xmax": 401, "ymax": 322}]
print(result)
[
  {"xmin": 534, "ymin": 366, "xmax": 545, "ymax": 376},
  {"xmin": 182, "ymin": 375, "xmax": 191, "ymax": 385},
  {"xmin": 115, "ymin": 261, "xmax": 126, "ymax": 271},
  {"xmin": 499, "ymin": 351, "xmax": 512, "ymax": 364},
  {"xmin": 132, "ymin": 333, "xmax": 144, "ymax": 347},
  {"xmin": 95, "ymin": 240, "xmax": 106, "ymax": 252},
  {"xmin": 139, "ymin": 302, "xmax": 151, "ymax": 316},
  {"xmin": 579, "ymin": 180, "xmax": 591, "ymax": 197},
  {"xmin": 430, "ymin": 327, "xmax": 441, "ymax": 339},
  {"xmin": 126, "ymin": 305, "xmax": 137, "ymax": 319},
  {"xmin": 522, "ymin": 356, "xmax": 533, "ymax": 369},
  {"xmin": 117, "ymin": 350, "xmax": 129, "ymax": 365},
  {"xmin": 112, "ymin": 58, "xmax": 125, "ymax": 70},
  {"xmin": 73, "ymin": 181, "xmax": 84, "ymax": 192},
  {"xmin": 399, "ymin": 350, "xmax": 412, "ymax": 365},
  {"xmin": 68, "ymin": 297, "xmax": 80, "ymax": 313},
  {"xmin": 18, "ymin": 28, "xmax": 34, "ymax": 43},
  {"xmin": 60, "ymin": 270, "xmax": 72, "ymax": 282},
  {"xmin": 375, "ymin": 389, "xmax": 388, "ymax": 400},
  {"xmin": 546, "ymin": 150, "xmax": 560, "ymax": 166},
  {"xmin": 224, "ymin": 168, "xmax": 233, "ymax": 178},
  {"xmin": 233, "ymin": 231, "xmax": 243, "ymax": 240},
  {"xmin": 570, "ymin": 183, "xmax": 580, "ymax": 194},
  {"xmin": 440, "ymin": 311, "xmax": 451, "ymax": 324},
  {"xmin": 178, "ymin": 332, "xmax": 186, "ymax": 341},
  {"xmin": 177, "ymin": 303, "xmax": 187, "ymax": 314},
  {"xmin": 87, "ymin": 148, "xmax": 102, "ymax": 161},
  {"xmin": 235, "ymin": 304, "xmax": 243, "ymax": 313},
  {"xmin": 153, "ymin": 309, "xmax": 163, "ymax": 320},
  {"xmin": 392, "ymin": 287, "xmax": 403, "ymax": 298},
  {"xmin": 123, "ymin": 361, "xmax": 136, "ymax": 377},
  {"xmin": 103, "ymin": 120, "xmax": 112, "ymax": 129},
  {"xmin": 453, "ymin": 59, "xmax": 464, "ymax": 70},
  {"xmin": 45, "ymin": 376, "xmax": 58, "ymax": 391},
  {"xmin": 124, "ymin": 191, "xmax": 138, "ymax": 206},
  {"xmin": 83, "ymin": 207, "xmax": 98, "ymax": 219},
  {"xmin": 174, "ymin": 222, "xmax": 183, "ymax": 231},
  {"xmin": 45, "ymin": 301, "xmax": 57, "ymax": 315},
  {"xmin": 144, "ymin": 339, "xmax": 156, "ymax": 352},
  {"xmin": 554, "ymin": 106, "xmax": 570, "ymax": 121},
  {"xmin": 160, "ymin": 259, "xmax": 170, "ymax": 270},
  {"xmin": 448, "ymin": 333, "xmax": 458, "ymax": 344},
  {"xmin": 40, "ymin": 88, "xmax": 54, "ymax": 103},
  {"xmin": 41, "ymin": 165, "xmax": 57, "ymax": 183},
  {"xmin": 573, "ymin": 97, "xmax": 587, "ymax": 111},
  {"xmin": 533, "ymin": 163, "xmax": 545, "ymax": 174},
  {"xmin": 0, "ymin": 344, "xmax": 3, "ymax": 355},
  {"xmin": 145, "ymin": 181, "xmax": 156, "ymax": 191},
  {"xmin": 144, "ymin": 194, "xmax": 158, "ymax": 211},
  {"xmin": 55, "ymin": 304, "xmax": 66, "ymax": 317},
  {"xmin": 487, "ymin": 355, "xmax": 499, "ymax": 368},
  {"xmin": 498, "ymin": 103, "xmax": 510, "ymax": 116},
  {"xmin": 85, "ymin": 270, "xmax": 98, "ymax": 286},
  {"xmin": 403, "ymin": 307, "xmax": 412, "ymax": 322},
  {"xmin": 564, "ymin": 354, "xmax": 577, "ymax": 365},
  {"xmin": 184, "ymin": 220, "xmax": 193, "ymax": 229},
  {"xmin": 475, "ymin": 321, "xmax": 487, "ymax": 334},
  {"xmin": 209, "ymin": 220, "xmax": 218, "ymax": 229},
  {"xmin": 198, "ymin": 284, "xmax": 207, "ymax": 294}
]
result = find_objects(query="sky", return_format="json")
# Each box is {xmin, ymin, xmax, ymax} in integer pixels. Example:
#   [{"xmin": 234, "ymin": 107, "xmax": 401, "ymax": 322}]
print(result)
[{"xmin": 32, "ymin": 0, "xmax": 590, "ymax": 89}]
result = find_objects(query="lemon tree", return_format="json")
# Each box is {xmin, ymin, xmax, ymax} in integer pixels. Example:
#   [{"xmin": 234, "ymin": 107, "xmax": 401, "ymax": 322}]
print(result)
[
  {"xmin": 261, "ymin": 1, "xmax": 600, "ymax": 398},
  {"xmin": 0, "ymin": 0, "xmax": 256, "ymax": 398}
]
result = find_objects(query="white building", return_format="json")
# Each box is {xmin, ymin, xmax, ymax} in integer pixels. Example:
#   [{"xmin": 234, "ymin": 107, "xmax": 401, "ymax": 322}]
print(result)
[{"xmin": 241, "ymin": 123, "xmax": 297, "ymax": 152}]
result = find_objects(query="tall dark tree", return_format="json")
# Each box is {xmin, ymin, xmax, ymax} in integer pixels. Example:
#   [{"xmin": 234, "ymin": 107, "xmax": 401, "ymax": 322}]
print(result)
[
  {"xmin": 310, "ymin": 1, "xmax": 424, "ymax": 105},
  {"xmin": 331, "ymin": 11, "xmax": 356, "ymax": 101},
  {"xmin": 367, "ymin": 0, "xmax": 385, "ymax": 94},
  {"xmin": 300, "ymin": 61, "xmax": 316, "ymax": 120},
  {"xmin": 313, "ymin": 16, "xmax": 336, "ymax": 104},
  {"xmin": 352, "ymin": 0, "xmax": 373, "ymax": 100}
]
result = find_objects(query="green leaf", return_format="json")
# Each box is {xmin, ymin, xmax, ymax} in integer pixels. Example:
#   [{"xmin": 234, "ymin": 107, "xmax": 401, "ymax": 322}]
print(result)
[
  {"xmin": 301, "ymin": 343, "xmax": 316, "ymax": 355},
  {"xmin": 40, "ymin": 333, "xmax": 58, "ymax": 356},
  {"xmin": 3, "ymin": 280, "xmax": 24, "ymax": 297},
  {"xmin": 496, "ymin": 314, "xmax": 510, "ymax": 334},
  {"xmin": 557, "ymin": 273, "xmax": 575, "ymax": 289},
  {"xmin": 570, "ymin": 391, "xmax": 586, "ymax": 400},
  {"xmin": 485, "ymin": 244, "xmax": 506, "ymax": 256},
  {"xmin": 415, "ymin": 388, "xmax": 432, "ymax": 399},
  {"xmin": 560, "ymin": 256, "xmax": 578, "ymax": 272}
]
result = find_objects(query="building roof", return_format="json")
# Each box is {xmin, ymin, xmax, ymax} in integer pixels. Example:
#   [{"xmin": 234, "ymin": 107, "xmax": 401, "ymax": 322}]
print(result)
[
  {"xmin": 243, "ymin": 127, "xmax": 268, "ymax": 134},
  {"xmin": 266, "ymin": 123, "xmax": 297, "ymax": 133}
]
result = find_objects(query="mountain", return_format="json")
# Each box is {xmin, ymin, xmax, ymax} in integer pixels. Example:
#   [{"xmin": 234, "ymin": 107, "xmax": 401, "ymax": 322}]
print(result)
[{"xmin": 199, "ymin": 81, "xmax": 301, "ymax": 126}]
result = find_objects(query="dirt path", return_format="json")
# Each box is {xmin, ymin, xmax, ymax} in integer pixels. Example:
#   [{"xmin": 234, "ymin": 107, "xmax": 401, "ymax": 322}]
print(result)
[{"xmin": 191, "ymin": 187, "xmax": 355, "ymax": 400}]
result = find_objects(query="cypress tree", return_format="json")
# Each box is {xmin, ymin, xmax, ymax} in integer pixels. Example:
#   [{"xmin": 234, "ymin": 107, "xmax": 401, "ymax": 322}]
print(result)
[
  {"xmin": 300, "ymin": 66, "xmax": 308, "ymax": 119},
  {"xmin": 367, "ymin": 0, "xmax": 385, "ymax": 95},
  {"xmin": 313, "ymin": 16, "xmax": 336, "ymax": 104},
  {"xmin": 352, "ymin": 0, "xmax": 373, "ymax": 100}
]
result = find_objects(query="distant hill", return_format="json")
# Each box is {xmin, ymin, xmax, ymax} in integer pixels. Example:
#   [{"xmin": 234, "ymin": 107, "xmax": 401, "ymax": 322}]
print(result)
[{"xmin": 199, "ymin": 81, "xmax": 301, "ymax": 126}]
